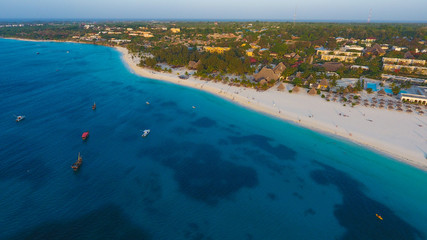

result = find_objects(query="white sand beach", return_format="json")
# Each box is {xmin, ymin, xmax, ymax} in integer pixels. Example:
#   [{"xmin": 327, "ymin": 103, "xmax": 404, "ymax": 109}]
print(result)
[{"xmin": 116, "ymin": 46, "xmax": 427, "ymax": 171}]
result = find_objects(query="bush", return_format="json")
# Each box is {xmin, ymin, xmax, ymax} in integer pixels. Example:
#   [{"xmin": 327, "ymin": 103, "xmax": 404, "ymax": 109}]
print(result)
[
  {"xmin": 321, "ymin": 94, "xmax": 325, "ymax": 98},
  {"xmin": 289, "ymin": 90, "xmax": 293, "ymax": 93},
  {"xmin": 343, "ymin": 97, "xmax": 348, "ymax": 102},
  {"xmin": 353, "ymin": 95, "xmax": 359, "ymax": 100},
  {"xmin": 317, "ymin": 89, "xmax": 321, "ymax": 95}
]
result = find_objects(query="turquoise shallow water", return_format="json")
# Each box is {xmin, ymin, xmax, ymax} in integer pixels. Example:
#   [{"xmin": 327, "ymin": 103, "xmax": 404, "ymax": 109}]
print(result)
[{"xmin": 1, "ymin": 38, "xmax": 427, "ymax": 240}]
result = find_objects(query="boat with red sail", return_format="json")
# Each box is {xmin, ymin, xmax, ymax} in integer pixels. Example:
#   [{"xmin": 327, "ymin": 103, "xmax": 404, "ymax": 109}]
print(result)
[{"xmin": 82, "ymin": 131, "xmax": 89, "ymax": 140}]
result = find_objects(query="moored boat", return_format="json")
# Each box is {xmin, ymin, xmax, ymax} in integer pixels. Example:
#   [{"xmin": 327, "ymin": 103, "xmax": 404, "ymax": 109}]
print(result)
[
  {"xmin": 16, "ymin": 115, "xmax": 25, "ymax": 122},
  {"xmin": 92, "ymin": 102, "xmax": 96, "ymax": 110},
  {"xmin": 71, "ymin": 152, "xmax": 82, "ymax": 171},
  {"xmin": 142, "ymin": 129, "xmax": 150, "ymax": 137},
  {"xmin": 82, "ymin": 131, "xmax": 89, "ymax": 140}
]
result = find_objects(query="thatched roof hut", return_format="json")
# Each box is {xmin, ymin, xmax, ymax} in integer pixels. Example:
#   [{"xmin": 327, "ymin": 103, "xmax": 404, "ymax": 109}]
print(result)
[
  {"xmin": 365, "ymin": 44, "xmax": 386, "ymax": 56},
  {"xmin": 188, "ymin": 60, "xmax": 201, "ymax": 70},
  {"xmin": 273, "ymin": 62, "xmax": 286, "ymax": 75},
  {"xmin": 322, "ymin": 62, "xmax": 344, "ymax": 72},
  {"xmin": 404, "ymin": 51, "xmax": 415, "ymax": 59},
  {"xmin": 254, "ymin": 67, "xmax": 280, "ymax": 82},
  {"xmin": 277, "ymin": 83, "xmax": 285, "ymax": 91}
]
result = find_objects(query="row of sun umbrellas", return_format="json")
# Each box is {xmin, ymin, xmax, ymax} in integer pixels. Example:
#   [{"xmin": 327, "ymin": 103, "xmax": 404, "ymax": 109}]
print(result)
[{"xmin": 325, "ymin": 94, "xmax": 425, "ymax": 115}]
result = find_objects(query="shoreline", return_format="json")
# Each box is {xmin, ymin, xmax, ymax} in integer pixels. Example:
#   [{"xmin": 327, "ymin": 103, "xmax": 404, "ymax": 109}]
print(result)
[
  {"xmin": 1, "ymin": 37, "xmax": 426, "ymax": 172},
  {"xmin": 114, "ymin": 46, "xmax": 427, "ymax": 172}
]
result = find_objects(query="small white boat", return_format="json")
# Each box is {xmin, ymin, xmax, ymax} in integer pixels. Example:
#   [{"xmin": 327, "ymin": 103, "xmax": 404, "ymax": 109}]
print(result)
[
  {"xmin": 192, "ymin": 106, "xmax": 196, "ymax": 109},
  {"xmin": 146, "ymin": 101, "xmax": 150, "ymax": 105},
  {"xmin": 16, "ymin": 115, "xmax": 25, "ymax": 122},
  {"xmin": 141, "ymin": 129, "xmax": 150, "ymax": 137}
]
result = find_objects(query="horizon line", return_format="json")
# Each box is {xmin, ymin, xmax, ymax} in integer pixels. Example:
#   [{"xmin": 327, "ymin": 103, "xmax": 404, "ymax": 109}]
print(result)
[{"xmin": 0, "ymin": 18, "xmax": 426, "ymax": 24}]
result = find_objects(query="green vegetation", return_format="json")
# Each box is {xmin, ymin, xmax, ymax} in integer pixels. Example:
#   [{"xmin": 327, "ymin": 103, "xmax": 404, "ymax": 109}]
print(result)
[{"xmin": 2, "ymin": 21, "xmax": 425, "ymax": 91}]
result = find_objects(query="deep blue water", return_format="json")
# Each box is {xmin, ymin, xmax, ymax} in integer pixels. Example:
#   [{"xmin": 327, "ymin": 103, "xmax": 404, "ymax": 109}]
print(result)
[{"xmin": 1, "ymin": 39, "xmax": 427, "ymax": 240}]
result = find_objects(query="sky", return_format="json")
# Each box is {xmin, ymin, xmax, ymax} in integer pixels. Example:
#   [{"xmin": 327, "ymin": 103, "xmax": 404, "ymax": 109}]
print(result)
[{"xmin": 1, "ymin": 0, "xmax": 426, "ymax": 22}]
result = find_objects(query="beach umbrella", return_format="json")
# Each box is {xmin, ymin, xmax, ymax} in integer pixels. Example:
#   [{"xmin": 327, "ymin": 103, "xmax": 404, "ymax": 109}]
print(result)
[
  {"xmin": 364, "ymin": 103, "xmax": 369, "ymax": 106},
  {"xmin": 277, "ymin": 83, "xmax": 285, "ymax": 91},
  {"xmin": 418, "ymin": 111, "xmax": 424, "ymax": 115},
  {"xmin": 388, "ymin": 105, "xmax": 394, "ymax": 109},
  {"xmin": 379, "ymin": 105, "xmax": 384, "ymax": 108},
  {"xmin": 406, "ymin": 109, "xmax": 413, "ymax": 113},
  {"xmin": 370, "ymin": 103, "xmax": 376, "ymax": 107},
  {"xmin": 415, "ymin": 107, "xmax": 421, "ymax": 110},
  {"xmin": 397, "ymin": 107, "xmax": 403, "ymax": 111},
  {"xmin": 308, "ymin": 87, "xmax": 317, "ymax": 95}
]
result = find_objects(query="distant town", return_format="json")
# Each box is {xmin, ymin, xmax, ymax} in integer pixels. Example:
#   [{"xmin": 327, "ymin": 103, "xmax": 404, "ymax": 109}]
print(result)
[{"xmin": 1, "ymin": 21, "xmax": 426, "ymax": 106}]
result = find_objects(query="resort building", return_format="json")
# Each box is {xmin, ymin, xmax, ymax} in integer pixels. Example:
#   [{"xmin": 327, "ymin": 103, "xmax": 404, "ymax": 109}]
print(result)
[
  {"xmin": 109, "ymin": 39, "xmax": 131, "ymax": 44},
  {"xmin": 253, "ymin": 63, "xmax": 286, "ymax": 82},
  {"xmin": 317, "ymin": 50, "xmax": 362, "ymax": 57},
  {"xmin": 343, "ymin": 45, "xmax": 364, "ymax": 51},
  {"xmin": 400, "ymin": 88, "xmax": 427, "ymax": 105},
  {"xmin": 335, "ymin": 37, "xmax": 348, "ymax": 43},
  {"xmin": 203, "ymin": 46, "xmax": 231, "ymax": 54},
  {"xmin": 321, "ymin": 55, "xmax": 358, "ymax": 63},
  {"xmin": 391, "ymin": 46, "xmax": 408, "ymax": 52},
  {"xmin": 318, "ymin": 79, "xmax": 329, "ymax": 90},
  {"xmin": 381, "ymin": 74, "xmax": 427, "ymax": 84},
  {"xmin": 364, "ymin": 44, "xmax": 386, "ymax": 56},
  {"xmin": 382, "ymin": 57, "xmax": 426, "ymax": 66},
  {"xmin": 317, "ymin": 49, "xmax": 361, "ymax": 63},
  {"xmin": 170, "ymin": 28, "xmax": 181, "ymax": 33},
  {"xmin": 320, "ymin": 62, "xmax": 344, "ymax": 72},
  {"xmin": 246, "ymin": 49, "xmax": 255, "ymax": 57},
  {"xmin": 383, "ymin": 64, "xmax": 427, "ymax": 76},
  {"xmin": 351, "ymin": 65, "xmax": 369, "ymax": 71}
]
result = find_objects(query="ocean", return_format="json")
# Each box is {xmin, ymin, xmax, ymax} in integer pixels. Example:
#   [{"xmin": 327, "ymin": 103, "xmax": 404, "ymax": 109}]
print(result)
[{"xmin": 1, "ymin": 38, "xmax": 426, "ymax": 240}]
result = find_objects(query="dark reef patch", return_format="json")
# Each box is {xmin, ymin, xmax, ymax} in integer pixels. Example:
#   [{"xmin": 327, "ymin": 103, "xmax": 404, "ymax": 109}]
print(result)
[
  {"xmin": 171, "ymin": 126, "xmax": 198, "ymax": 135},
  {"xmin": 229, "ymin": 134, "xmax": 296, "ymax": 161},
  {"xmin": 191, "ymin": 117, "xmax": 217, "ymax": 128},
  {"xmin": 310, "ymin": 162, "xmax": 423, "ymax": 240},
  {"xmin": 304, "ymin": 208, "xmax": 316, "ymax": 216},
  {"xmin": 267, "ymin": 193, "xmax": 277, "ymax": 200},
  {"xmin": 140, "ymin": 141, "xmax": 258, "ymax": 205},
  {"xmin": 5, "ymin": 204, "xmax": 151, "ymax": 240}
]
